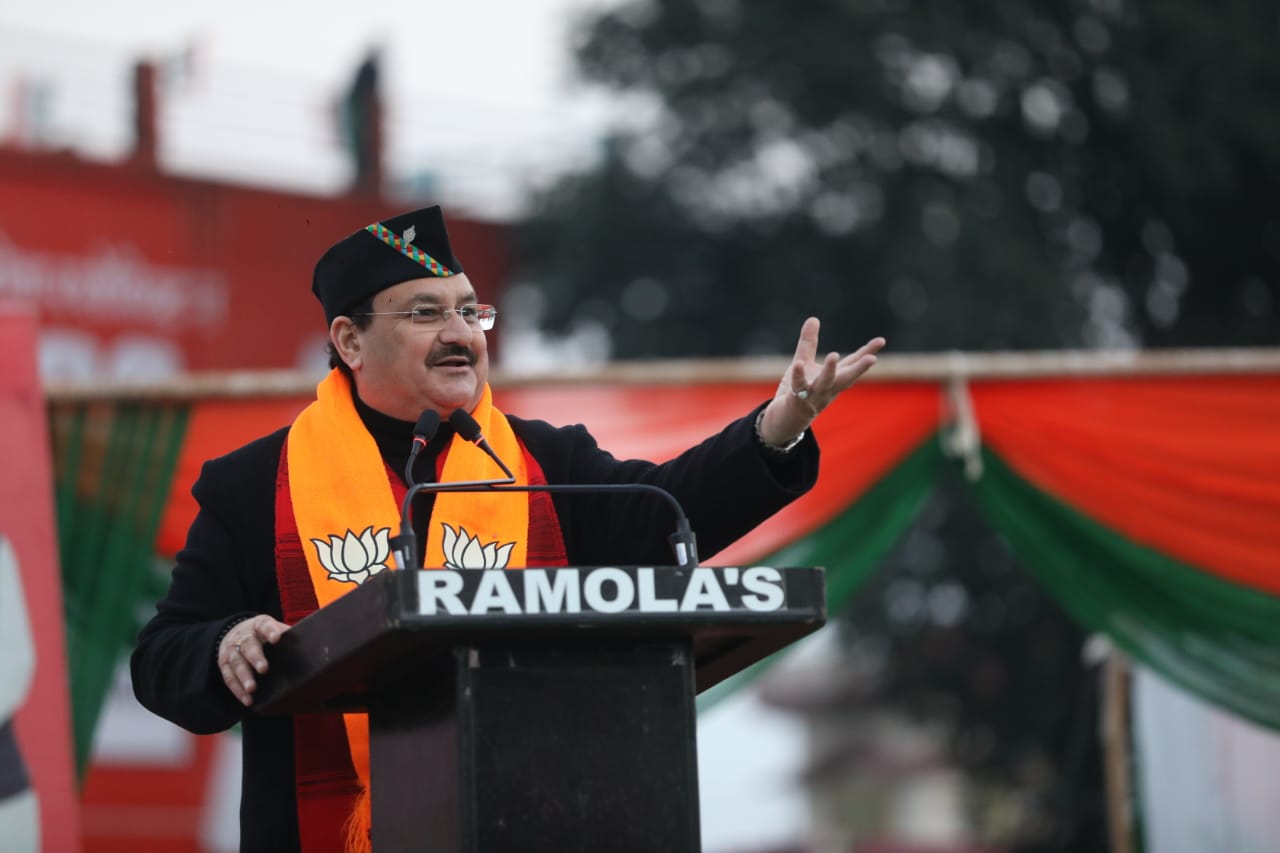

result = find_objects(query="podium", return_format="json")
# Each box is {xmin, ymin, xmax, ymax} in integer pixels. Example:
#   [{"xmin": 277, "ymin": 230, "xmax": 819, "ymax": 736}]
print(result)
[{"xmin": 256, "ymin": 565, "xmax": 825, "ymax": 852}]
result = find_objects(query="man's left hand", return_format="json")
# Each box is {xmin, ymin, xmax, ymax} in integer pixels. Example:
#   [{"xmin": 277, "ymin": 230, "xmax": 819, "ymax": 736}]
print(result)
[{"xmin": 757, "ymin": 317, "xmax": 886, "ymax": 448}]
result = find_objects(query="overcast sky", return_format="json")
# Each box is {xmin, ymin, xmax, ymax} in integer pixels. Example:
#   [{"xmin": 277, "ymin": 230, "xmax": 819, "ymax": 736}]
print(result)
[{"xmin": 0, "ymin": 0, "xmax": 631, "ymax": 218}]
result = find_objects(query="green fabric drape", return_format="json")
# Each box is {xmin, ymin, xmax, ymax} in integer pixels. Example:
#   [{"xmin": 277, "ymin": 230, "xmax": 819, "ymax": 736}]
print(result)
[
  {"xmin": 970, "ymin": 448, "xmax": 1280, "ymax": 731},
  {"xmin": 49, "ymin": 400, "xmax": 190, "ymax": 777},
  {"xmin": 697, "ymin": 438, "xmax": 946, "ymax": 710}
]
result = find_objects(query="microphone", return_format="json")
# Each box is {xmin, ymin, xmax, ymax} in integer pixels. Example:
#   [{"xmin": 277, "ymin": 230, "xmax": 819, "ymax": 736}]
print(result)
[
  {"xmin": 404, "ymin": 410, "xmax": 441, "ymax": 484},
  {"xmin": 448, "ymin": 409, "xmax": 514, "ymax": 480},
  {"xmin": 390, "ymin": 409, "xmax": 442, "ymax": 570},
  {"xmin": 405, "ymin": 409, "xmax": 700, "ymax": 568}
]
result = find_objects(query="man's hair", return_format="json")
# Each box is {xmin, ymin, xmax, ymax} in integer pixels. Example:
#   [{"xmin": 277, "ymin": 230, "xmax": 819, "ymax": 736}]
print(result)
[{"xmin": 325, "ymin": 295, "xmax": 375, "ymax": 376}]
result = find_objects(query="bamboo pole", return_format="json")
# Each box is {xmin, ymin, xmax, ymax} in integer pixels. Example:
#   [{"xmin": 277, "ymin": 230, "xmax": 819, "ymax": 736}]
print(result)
[
  {"xmin": 42, "ymin": 347, "xmax": 1280, "ymax": 403},
  {"xmin": 1102, "ymin": 650, "xmax": 1136, "ymax": 853}
]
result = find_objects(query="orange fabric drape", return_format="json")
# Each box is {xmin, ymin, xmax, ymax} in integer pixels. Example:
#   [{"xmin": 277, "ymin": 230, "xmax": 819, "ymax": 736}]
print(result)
[{"xmin": 974, "ymin": 376, "xmax": 1280, "ymax": 595}]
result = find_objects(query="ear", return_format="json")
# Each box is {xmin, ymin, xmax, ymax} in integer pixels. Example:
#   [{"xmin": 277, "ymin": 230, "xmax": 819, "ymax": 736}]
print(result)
[{"xmin": 330, "ymin": 317, "xmax": 363, "ymax": 371}]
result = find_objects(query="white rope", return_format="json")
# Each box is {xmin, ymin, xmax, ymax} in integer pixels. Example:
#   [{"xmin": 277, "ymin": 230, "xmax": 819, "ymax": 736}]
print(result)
[
  {"xmin": 939, "ymin": 353, "xmax": 983, "ymax": 481},
  {"xmin": 43, "ymin": 347, "xmax": 1280, "ymax": 402}
]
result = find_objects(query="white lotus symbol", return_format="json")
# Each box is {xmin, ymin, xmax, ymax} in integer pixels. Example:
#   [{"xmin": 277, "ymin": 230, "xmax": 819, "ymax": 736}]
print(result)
[
  {"xmin": 440, "ymin": 523, "xmax": 514, "ymax": 570},
  {"xmin": 311, "ymin": 526, "xmax": 391, "ymax": 585}
]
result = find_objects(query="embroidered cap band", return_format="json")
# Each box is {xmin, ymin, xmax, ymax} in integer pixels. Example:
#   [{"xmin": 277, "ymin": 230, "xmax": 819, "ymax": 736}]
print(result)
[{"xmin": 363, "ymin": 222, "xmax": 455, "ymax": 278}]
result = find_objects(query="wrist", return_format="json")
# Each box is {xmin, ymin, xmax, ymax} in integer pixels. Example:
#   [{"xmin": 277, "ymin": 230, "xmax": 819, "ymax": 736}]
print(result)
[
  {"xmin": 754, "ymin": 410, "xmax": 805, "ymax": 453},
  {"xmin": 214, "ymin": 615, "xmax": 252, "ymax": 663}
]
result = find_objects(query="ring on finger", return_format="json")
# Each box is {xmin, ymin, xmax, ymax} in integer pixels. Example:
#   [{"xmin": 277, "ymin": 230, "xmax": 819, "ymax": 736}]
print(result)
[{"xmin": 793, "ymin": 387, "xmax": 810, "ymax": 401}]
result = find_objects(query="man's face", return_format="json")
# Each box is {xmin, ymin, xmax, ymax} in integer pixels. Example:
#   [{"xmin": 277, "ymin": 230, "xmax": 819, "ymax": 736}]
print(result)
[{"xmin": 336, "ymin": 274, "xmax": 489, "ymax": 421}]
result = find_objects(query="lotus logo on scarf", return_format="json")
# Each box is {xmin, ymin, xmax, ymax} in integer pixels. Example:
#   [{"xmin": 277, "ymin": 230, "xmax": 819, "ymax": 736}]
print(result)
[
  {"xmin": 440, "ymin": 523, "xmax": 514, "ymax": 570},
  {"xmin": 310, "ymin": 526, "xmax": 391, "ymax": 585}
]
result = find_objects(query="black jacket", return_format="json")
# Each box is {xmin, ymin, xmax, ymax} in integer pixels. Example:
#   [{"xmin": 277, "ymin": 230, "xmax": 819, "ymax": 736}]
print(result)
[{"xmin": 131, "ymin": 401, "xmax": 817, "ymax": 852}]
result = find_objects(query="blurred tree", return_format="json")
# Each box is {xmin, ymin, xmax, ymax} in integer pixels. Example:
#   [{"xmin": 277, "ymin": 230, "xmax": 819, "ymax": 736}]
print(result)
[
  {"xmin": 505, "ymin": 2, "xmax": 1249, "ymax": 848},
  {"xmin": 512, "ymin": 1, "xmax": 1276, "ymax": 847},
  {"xmin": 515, "ymin": 0, "xmax": 1279, "ymax": 356}
]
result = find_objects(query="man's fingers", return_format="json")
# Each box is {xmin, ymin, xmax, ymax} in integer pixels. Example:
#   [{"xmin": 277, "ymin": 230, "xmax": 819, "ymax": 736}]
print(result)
[
  {"xmin": 231, "ymin": 646, "xmax": 257, "ymax": 691},
  {"xmin": 833, "ymin": 337, "xmax": 885, "ymax": 366},
  {"xmin": 772, "ymin": 331, "xmax": 884, "ymax": 438},
  {"xmin": 791, "ymin": 317, "xmax": 820, "ymax": 364},
  {"xmin": 240, "ymin": 616, "xmax": 290, "ymax": 674},
  {"xmin": 788, "ymin": 360, "xmax": 809, "ymax": 395},
  {"xmin": 218, "ymin": 615, "xmax": 293, "ymax": 705},
  {"xmin": 219, "ymin": 656, "xmax": 255, "ymax": 706},
  {"xmin": 237, "ymin": 636, "xmax": 269, "ymax": 675},
  {"xmin": 791, "ymin": 329, "xmax": 883, "ymax": 394},
  {"xmin": 831, "ymin": 337, "xmax": 886, "ymax": 388},
  {"xmin": 817, "ymin": 351, "xmax": 838, "ymax": 389}
]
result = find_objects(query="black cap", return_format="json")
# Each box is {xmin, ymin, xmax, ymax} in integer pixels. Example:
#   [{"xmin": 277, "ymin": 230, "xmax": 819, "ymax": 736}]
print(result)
[{"xmin": 312, "ymin": 205, "xmax": 465, "ymax": 323}]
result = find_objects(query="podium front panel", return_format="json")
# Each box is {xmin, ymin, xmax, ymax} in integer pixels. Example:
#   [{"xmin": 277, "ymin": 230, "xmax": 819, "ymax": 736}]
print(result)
[{"xmin": 458, "ymin": 642, "xmax": 699, "ymax": 853}]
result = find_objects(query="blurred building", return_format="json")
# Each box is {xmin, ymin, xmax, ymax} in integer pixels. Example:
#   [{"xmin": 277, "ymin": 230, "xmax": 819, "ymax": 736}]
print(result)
[{"xmin": 0, "ymin": 57, "xmax": 512, "ymax": 385}]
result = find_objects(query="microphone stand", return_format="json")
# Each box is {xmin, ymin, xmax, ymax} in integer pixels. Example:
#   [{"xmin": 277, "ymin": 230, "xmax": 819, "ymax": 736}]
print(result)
[{"xmin": 392, "ymin": 409, "xmax": 701, "ymax": 570}]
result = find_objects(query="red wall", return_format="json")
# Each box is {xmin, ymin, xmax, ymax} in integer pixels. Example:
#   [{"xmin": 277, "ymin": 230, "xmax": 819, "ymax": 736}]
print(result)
[{"xmin": 0, "ymin": 149, "xmax": 511, "ymax": 377}]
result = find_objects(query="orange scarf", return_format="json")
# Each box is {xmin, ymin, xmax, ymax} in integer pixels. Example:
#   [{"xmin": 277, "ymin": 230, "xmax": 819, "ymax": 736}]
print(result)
[{"xmin": 285, "ymin": 370, "xmax": 539, "ymax": 851}]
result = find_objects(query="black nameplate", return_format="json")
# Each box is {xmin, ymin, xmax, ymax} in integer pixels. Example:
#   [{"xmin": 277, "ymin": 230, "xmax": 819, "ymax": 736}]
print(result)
[{"xmin": 413, "ymin": 566, "xmax": 812, "ymax": 619}]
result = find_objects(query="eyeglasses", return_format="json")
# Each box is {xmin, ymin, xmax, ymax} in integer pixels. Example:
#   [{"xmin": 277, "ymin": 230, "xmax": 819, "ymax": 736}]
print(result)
[{"xmin": 351, "ymin": 304, "xmax": 498, "ymax": 331}]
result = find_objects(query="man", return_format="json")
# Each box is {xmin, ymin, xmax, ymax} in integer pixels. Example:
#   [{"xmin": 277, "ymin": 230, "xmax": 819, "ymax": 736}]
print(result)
[{"xmin": 131, "ymin": 205, "xmax": 884, "ymax": 852}]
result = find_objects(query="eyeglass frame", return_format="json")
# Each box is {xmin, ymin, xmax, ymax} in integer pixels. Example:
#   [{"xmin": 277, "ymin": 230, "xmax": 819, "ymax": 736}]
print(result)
[{"xmin": 349, "ymin": 303, "xmax": 498, "ymax": 331}]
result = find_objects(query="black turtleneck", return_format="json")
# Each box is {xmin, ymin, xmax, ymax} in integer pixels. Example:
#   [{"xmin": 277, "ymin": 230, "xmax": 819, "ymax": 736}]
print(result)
[{"xmin": 350, "ymin": 392, "xmax": 451, "ymax": 487}]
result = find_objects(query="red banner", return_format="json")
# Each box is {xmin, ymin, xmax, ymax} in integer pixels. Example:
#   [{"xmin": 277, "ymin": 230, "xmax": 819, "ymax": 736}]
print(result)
[{"xmin": 0, "ymin": 304, "xmax": 81, "ymax": 851}]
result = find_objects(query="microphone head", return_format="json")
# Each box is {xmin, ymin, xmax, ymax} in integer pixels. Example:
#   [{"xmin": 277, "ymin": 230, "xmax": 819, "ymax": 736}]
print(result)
[
  {"xmin": 413, "ymin": 409, "xmax": 442, "ymax": 442},
  {"xmin": 448, "ymin": 408, "xmax": 483, "ymax": 442}
]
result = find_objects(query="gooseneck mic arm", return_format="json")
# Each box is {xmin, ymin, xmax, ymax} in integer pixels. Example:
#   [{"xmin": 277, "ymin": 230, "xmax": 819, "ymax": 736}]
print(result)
[
  {"xmin": 402, "ymin": 410, "xmax": 700, "ymax": 568},
  {"xmin": 390, "ymin": 410, "xmax": 442, "ymax": 570},
  {"xmin": 449, "ymin": 409, "xmax": 515, "ymax": 479},
  {"xmin": 488, "ymin": 484, "xmax": 699, "ymax": 568}
]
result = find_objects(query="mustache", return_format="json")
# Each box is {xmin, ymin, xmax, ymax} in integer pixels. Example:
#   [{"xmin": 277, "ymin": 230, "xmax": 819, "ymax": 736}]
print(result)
[{"xmin": 429, "ymin": 345, "xmax": 477, "ymax": 366}]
